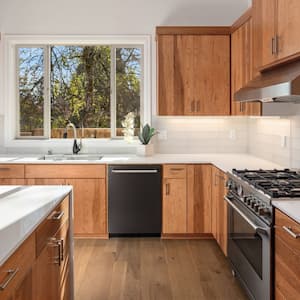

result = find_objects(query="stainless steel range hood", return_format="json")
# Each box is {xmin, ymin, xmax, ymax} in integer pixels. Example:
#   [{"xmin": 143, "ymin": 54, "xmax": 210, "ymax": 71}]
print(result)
[{"xmin": 235, "ymin": 60, "xmax": 300, "ymax": 103}]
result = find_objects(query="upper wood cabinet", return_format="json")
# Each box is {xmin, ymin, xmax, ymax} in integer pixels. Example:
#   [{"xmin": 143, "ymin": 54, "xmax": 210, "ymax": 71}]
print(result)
[
  {"xmin": 157, "ymin": 27, "xmax": 230, "ymax": 116},
  {"xmin": 231, "ymin": 14, "xmax": 261, "ymax": 116},
  {"xmin": 253, "ymin": 0, "xmax": 300, "ymax": 70}
]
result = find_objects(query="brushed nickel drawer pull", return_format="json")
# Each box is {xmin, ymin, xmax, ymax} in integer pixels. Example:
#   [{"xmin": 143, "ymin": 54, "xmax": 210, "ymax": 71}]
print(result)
[
  {"xmin": 52, "ymin": 211, "xmax": 64, "ymax": 220},
  {"xmin": 0, "ymin": 268, "xmax": 19, "ymax": 290},
  {"xmin": 60, "ymin": 239, "xmax": 64, "ymax": 262},
  {"xmin": 170, "ymin": 168, "xmax": 184, "ymax": 171},
  {"xmin": 282, "ymin": 226, "xmax": 300, "ymax": 239},
  {"xmin": 166, "ymin": 183, "xmax": 170, "ymax": 195}
]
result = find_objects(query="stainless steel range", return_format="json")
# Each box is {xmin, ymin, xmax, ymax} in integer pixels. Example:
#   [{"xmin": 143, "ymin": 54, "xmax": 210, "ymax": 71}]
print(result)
[{"xmin": 225, "ymin": 169, "xmax": 300, "ymax": 300}]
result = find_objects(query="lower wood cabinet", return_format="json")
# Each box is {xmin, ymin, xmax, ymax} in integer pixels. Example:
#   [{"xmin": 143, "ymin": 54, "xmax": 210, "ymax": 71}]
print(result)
[
  {"xmin": 162, "ymin": 164, "xmax": 212, "ymax": 236},
  {"xmin": 275, "ymin": 209, "xmax": 300, "ymax": 299},
  {"xmin": 211, "ymin": 166, "xmax": 228, "ymax": 256},
  {"xmin": 25, "ymin": 164, "xmax": 107, "ymax": 238}
]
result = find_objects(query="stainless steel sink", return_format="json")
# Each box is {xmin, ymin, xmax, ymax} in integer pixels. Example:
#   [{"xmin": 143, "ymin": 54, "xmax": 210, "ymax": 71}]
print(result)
[{"xmin": 38, "ymin": 154, "xmax": 103, "ymax": 161}]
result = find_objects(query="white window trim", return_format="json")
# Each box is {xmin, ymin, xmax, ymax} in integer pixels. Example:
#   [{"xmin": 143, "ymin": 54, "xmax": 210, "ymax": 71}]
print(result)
[{"xmin": 1, "ymin": 34, "xmax": 151, "ymax": 148}]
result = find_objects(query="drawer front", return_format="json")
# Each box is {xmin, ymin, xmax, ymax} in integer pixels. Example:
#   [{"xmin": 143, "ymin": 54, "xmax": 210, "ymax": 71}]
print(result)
[
  {"xmin": 275, "ymin": 209, "xmax": 300, "ymax": 256},
  {"xmin": 25, "ymin": 164, "xmax": 106, "ymax": 179},
  {"xmin": 163, "ymin": 165, "xmax": 187, "ymax": 179},
  {"xmin": 0, "ymin": 165, "xmax": 24, "ymax": 179},
  {"xmin": 0, "ymin": 234, "xmax": 35, "ymax": 299},
  {"xmin": 36, "ymin": 196, "xmax": 69, "ymax": 257}
]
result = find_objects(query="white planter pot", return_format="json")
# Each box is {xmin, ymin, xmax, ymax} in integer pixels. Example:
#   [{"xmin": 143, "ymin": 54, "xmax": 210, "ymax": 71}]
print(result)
[{"xmin": 136, "ymin": 143, "xmax": 154, "ymax": 156}]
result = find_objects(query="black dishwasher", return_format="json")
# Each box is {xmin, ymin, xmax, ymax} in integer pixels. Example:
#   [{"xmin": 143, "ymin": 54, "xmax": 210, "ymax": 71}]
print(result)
[{"xmin": 108, "ymin": 165, "xmax": 162, "ymax": 237}]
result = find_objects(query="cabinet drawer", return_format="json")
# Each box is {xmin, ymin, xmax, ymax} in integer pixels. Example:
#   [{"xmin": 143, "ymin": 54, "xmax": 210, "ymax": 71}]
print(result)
[
  {"xmin": 0, "ymin": 165, "xmax": 24, "ymax": 179},
  {"xmin": 36, "ymin": 197, "xmax": 69, "ymax": 257},
  {"xmin": 275, "ymin": 209, "xmax": 300, "ymax": 256},
  {"xmin": 163, "ymin": 165, "xmax": 187, "ymax": 179},
  {"xmin": 0, "ymin": 234, "xmax": 35, "ymax": 299},
  {"xmin": 25, "ymin": 164, "xmax": 106, "ymax": 179}
]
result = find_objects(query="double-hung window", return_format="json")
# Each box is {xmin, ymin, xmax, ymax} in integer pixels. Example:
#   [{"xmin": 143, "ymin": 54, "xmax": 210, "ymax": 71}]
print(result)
[{"xmin": 16, "ymin": 41, "xmax": 145, "ymax": 139}]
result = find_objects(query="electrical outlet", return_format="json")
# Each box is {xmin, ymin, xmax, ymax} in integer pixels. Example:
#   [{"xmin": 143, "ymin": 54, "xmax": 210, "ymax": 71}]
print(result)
[
  {"xmin": 158, "ymin": 130, "xmax": 167, "ymax": 140},
  {"xmin": 281, "ymin": 136, "xmax": 287, "ymax": 148}
]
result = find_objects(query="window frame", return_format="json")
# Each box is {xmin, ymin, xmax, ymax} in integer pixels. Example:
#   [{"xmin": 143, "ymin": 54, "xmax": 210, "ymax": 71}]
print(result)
[{"xmin": 2, "ymin": 34, "xmax": 151, "ymax": 147}]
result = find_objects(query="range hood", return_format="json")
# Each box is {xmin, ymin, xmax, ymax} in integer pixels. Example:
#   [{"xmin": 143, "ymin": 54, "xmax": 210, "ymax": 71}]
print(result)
[{"xmin": 235, "ymin": 60, "xmax": 300, "ymax": 103}]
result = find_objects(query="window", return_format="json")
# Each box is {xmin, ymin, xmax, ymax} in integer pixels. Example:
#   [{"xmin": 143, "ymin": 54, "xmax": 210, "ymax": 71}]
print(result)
[{"xmin": 17, "ymin": 44, "xmax": 142, "ymax": 139}]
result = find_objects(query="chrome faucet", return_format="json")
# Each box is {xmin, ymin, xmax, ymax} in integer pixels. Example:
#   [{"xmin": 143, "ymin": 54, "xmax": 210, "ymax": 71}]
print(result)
[{"xmin": 65, "ymin": 121, "xmax": 82, "ymax": 154}]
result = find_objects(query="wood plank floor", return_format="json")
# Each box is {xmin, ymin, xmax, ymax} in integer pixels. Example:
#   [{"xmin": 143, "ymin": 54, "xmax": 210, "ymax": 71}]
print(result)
[{"xmin": 74, "ymin": 238, "xmax": 247, "ymax": 300}]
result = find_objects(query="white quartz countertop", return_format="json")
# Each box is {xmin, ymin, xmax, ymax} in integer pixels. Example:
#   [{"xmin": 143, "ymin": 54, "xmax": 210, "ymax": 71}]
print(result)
[
  {"xmin": 0, "ymin": 153, "xmax": 283, "ymax": 173},
  {"xmin": 272, "ymin": 200, "xmax": 300, "ymax": 224},
  {"xmin": 0, "ymin": 185, "xmax": 72, "ymax": 267}
]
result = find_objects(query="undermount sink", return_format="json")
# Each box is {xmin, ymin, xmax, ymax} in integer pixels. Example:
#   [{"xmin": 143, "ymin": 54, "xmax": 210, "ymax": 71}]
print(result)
[{"xmin": 38, "ymin": 154, "xmax": 103, "ymax": 161}]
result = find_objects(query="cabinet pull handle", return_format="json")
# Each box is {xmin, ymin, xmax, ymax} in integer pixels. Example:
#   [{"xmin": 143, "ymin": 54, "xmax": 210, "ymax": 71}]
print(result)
[
  {"xmin": 240, "ymin": 102, "xmax": 243, "ymax": 113},
  {"xmin": 51, "ymin": 211, "xmax": 64, "ymax": 220},
  {"xmin": 282, "ymin": 226, "xmax": 300, "ymax": 239},
  {"xmin": 166, "ymin": 183, "xmax": 170, "ymax": 195},
  {"xmin": 60, "ymin": 239, "xmax": 64, "ymax": 262},
  {"xmin": 196, "ymin": 101, "xmax": 200, "ymax": 112},
  {"xmin": 0, "ymin": 268, "xmax": 19, "ymax": 290},
  {"xmin": 271, "ymin": 37, "xmax": 275, "ymax": 55},
  {"xmin": 191, "ymin": 100, "xmax": 195, "ymax": 112},
  {"xmin": 272, "ymin": 36, "xmax": 279, "ymax": 55},
  {"xmin": 170, "ymin": 168, "xmax": 184, "ymax": 171},
  {"xmin": 0, "ymin": 168, "xmax": 10, "ymax": 171},
  {"xmin": 56, "ymin": 240, "xmax": 62, "ymax": 266}
]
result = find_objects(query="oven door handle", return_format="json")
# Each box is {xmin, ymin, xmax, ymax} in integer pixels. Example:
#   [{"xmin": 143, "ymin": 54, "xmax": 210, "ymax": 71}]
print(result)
[{"xmin": 224, "ymin": 196, "xmax": 269, "ymax": 235}]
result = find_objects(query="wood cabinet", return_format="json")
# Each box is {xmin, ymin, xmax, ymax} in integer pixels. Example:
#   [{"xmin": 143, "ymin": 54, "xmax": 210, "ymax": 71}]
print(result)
[
  {"xmin": 25, "ymin": 164, "xmax": 107, "ymax": 238},
  {"xmin": 275, "ymin": 209, "xmax": 300, "ymax": 299},
  {"xmin": 0, "ymin": 234, "xmax": 35, "ymax": 300},
  {"xmin": 253, "ymin": 0, "xmax": 300, "ymax": 70},
  {"xmin": 34, "ymin": 197, "xmax": 71, "ymax": 300},
  {"xmin": 162, "ymin": 164, "xmax": 212, "ymax": 236},
  {"xmin": 211, "ymin": 166, "xmax": 227, "ymax": 256},
  {"xmin": 157, "ymin": 28, "xmax": 230, "ymax": 116},
  {"xmin": 231, "ymin": 15, "xmax": 261, "ymax": 116},
  {"xmin": 162, "ymin": 165, "xmax": 187, "ymax": 234}
]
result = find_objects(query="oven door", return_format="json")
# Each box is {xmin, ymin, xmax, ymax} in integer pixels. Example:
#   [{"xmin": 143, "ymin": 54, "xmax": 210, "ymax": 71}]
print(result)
[{"xmin": 225, "ymin": 196, "xmax": 271, "ymax": 300}]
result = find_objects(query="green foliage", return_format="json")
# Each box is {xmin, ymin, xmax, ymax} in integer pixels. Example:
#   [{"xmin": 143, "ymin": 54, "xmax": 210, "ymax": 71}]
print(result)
[{"xmin": 138, "ymin": 124, "xmax": 156, "ymax": 145}]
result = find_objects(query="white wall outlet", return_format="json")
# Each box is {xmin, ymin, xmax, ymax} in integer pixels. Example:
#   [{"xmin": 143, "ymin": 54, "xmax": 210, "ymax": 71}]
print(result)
[
  {"xmin": 229, "ymin": 129, "xmax": 237, "ymax": 140},
  {"xmin": 281, "ymin": 135, "xmax": 287, "ymax": 148},
  {"xmin": 158, "ymin": 129, "xmax": 168, "ymax": 140}
]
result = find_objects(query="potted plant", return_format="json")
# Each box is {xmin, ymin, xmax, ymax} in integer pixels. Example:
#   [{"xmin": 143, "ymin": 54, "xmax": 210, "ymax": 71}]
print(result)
[{"xmin": 137, "ymin": 124, "xmax": 157, "ymax": 156}]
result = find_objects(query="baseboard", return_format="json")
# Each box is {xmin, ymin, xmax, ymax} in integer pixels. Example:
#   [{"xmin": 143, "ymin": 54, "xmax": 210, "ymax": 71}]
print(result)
[{"xmin": 161, "ymin": 233, "xmax": 214, "ymax": 239}]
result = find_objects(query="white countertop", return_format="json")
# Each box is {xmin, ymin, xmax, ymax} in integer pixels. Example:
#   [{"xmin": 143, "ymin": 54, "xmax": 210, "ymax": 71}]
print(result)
[
  {"xmin": 0, "ymin": 153, "xmax": 283, "ymax": 173},
  {"xmin": 0, "ymin": 185, "xmax": 72, "ymax": 266},
  {"xmin": 272, "ymin": 200, "xmax": 300, "ymax": 224}
]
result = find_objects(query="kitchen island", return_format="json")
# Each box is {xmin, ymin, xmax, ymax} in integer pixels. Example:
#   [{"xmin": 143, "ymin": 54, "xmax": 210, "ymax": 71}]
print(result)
[{"xmin": 0, "ymin": 185, "xmax": 73, "ymax": 300}]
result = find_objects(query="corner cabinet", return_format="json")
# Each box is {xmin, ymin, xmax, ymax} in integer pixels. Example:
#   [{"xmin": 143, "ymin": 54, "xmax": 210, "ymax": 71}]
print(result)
[
  {"xmin": 275, "ymin": 209, "xmax": 300, "ymax": 299},
  {"xmin": 25, "ymin": 164, "xmax": 107, "ymax": 238},
  {"xmin": 162, "ymin": 164, "xmax": 212, "ymax": 237},
  {"xmin": 157, "ymin": 27, "xmax": 230, "ymax": 116},
  {"xmin": 253, "ymin": 0, "xmax": 300, "ymax": 71},
  {"xmin": 231, "ymin": 15, "xmax": 261, "ymax": 116}
]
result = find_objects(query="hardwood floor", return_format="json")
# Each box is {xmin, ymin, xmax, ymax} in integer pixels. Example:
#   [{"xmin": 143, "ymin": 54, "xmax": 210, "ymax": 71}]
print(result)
[{"xmin": 74, "ymin": 238, "xmax": 247, "ymax": 300}]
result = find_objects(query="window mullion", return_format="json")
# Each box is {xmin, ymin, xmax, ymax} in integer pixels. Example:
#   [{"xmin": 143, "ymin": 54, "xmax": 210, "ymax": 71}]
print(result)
[
  {"xmin": 44, "ymin": 45, "xmax": 51, "ymax": 139},
  {"xmin": 110, "ymin": 46, "xmax": 116, "ymax": 138}
]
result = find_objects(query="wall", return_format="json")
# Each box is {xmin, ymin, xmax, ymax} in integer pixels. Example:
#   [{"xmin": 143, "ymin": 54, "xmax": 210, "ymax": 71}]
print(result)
[{"xmin": 0, "ymin": 0, "xmax": 250, "ymax": 154}]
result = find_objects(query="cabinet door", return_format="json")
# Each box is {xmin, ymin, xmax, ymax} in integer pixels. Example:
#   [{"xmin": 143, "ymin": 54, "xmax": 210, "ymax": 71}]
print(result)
[
  {"xmin": 187, "ymin": 165, "xmax": 212, "ymax": 234},
  {"xmin": 211, "ymin": 167, "xmax": 227, "ymax": 255},
  {"xmin": 13, "ymin": 269, "xmax": 33, "ymax": 300},
  {"xmin": 175, "ymin": 35, "xmax": 194, "ymax": 116},
  {"xmin": 193, "ymin": 35, "xmax": 230, "ymax": 115},
  {"xmin": 231, "ymin": 19, "xmax": 261, "ymax": 116},
  {"xmin": 66, "ymin": 178, "xmax": 107, "ymax": 237},
  {"xmin": 162, "ymin": 178, "xmax": 187, "ymax": 234},
  {"xmin": 277, "ymin": 0, "xmax": 300, "ymax": 60},
  {"xmin": 34, "ymin": 240, "xmax": 59, "ymax": 300},
  {"xmin": 157, "ymin": 35, "xmax": 183, "ymax": 115}
]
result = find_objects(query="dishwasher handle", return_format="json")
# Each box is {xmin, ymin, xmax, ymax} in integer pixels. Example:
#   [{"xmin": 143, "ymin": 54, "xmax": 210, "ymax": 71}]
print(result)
[{"xmin": 111, "ymin": 169, "xmax": 158, "ymax": 174}]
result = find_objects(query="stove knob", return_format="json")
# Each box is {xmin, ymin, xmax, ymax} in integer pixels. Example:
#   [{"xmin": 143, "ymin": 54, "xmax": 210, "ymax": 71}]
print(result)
[
  {"xmin": 254, "ymin": 203, "xmax": 260, "ymax": 212},
  {"xmin": 226, "ymin": 180, "xmax": 233, "ymax": 189},
  {"xmin": 246, "ymin": 197, "xmax": 253, "ymax": 205},
  {"xmin": 237, "ymin": 185, "xmax": 243, "ymax": 197},
  {"xmin": 250, "ymin": 199, "xmax": 257, "ymax": 208}
]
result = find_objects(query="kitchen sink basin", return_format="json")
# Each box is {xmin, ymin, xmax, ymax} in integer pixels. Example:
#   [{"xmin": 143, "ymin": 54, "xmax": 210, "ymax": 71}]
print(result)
[{"xmin": 38, "ymin": 154, "xmax": 103, "ymax": 161}]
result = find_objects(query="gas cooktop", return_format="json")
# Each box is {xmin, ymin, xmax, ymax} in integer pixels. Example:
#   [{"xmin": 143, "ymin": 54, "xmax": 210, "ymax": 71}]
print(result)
[{"xmin": 232, "ymin": 169, "xmax": 300, "ymax": 198}]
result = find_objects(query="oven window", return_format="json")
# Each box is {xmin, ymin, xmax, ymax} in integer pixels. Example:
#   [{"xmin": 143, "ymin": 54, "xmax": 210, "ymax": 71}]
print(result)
[{"xmin": 230, "ymin": 209, "xmax": 263, "ymax": 278}]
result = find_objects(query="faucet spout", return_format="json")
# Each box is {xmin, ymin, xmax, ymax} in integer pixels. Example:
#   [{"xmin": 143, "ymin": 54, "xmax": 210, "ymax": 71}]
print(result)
[{"xmin": 66, "ymin": 121, "xmax": 82, "ymax": 154}]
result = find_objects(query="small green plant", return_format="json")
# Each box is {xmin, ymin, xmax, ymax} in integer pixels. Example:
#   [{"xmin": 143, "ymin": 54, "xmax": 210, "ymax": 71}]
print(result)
[{"xmin": 138, "ymin": 124, "xmax": 157, "ymax": 145}]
